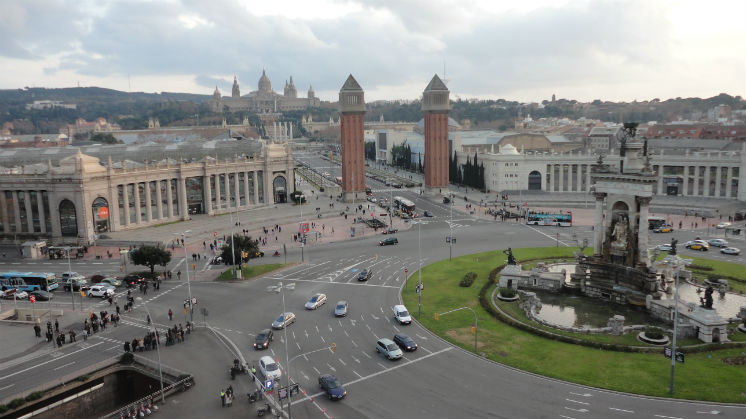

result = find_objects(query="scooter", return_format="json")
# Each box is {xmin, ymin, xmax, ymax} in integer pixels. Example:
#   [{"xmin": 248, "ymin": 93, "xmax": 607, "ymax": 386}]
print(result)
[
  {"xmin": 272, "ymin": 251, "xmax": 281, "ymax": 257},
  {"xmin": 247, "ymin": 390, "xmax": 263, "ymax": 404},
  {"xmin": 256, "ymin": 402, "xmax": 272, "ymax": 417}
]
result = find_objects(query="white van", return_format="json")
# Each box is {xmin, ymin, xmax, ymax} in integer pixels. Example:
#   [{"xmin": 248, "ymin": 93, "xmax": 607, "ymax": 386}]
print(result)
[{"xmin": 259, "ymin": 355, "xmax": 282, "ymax": 381}]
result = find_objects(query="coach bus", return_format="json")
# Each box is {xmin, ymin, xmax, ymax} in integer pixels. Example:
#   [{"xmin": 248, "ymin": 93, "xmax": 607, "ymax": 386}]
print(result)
[
  {"xmin": 0, "ymin": 272, "xmax": 58, "ymax": 292},
  {"xmin": 526, "ymin": 211, "xmax": 573, "ymax": 227},
  {"xmin": 393, "ymin": 196, "xmax": 416, "ymax": 214}
]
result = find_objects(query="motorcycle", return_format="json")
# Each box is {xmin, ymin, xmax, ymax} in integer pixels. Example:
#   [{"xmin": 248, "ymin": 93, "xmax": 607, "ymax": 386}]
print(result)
[
  {"xmin": 256, "ymin": 402, "xmax": 272, "ymax": 417},
  {"xmin": 247, "ymin": 390, "xmax": 263, "ymax": 404}
]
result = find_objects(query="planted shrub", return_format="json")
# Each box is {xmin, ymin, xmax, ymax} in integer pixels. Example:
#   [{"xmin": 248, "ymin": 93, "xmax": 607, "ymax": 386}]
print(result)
[
  {"xmin": 644, "ymin": 326, "xmax": 664, "ymax": 340},
  {"xmin": 499, "ymin": 287, "xmax": 517, "ymax": 298},
  {"xmin": 0, "ymin": 404, "xmax": 8, "ymax": 414},
  {"xmin": 8, "ymin": 399, "xmax": 25, "ymax": 409},
  {"xmin": 459, "ymin": 272, "xmax": 477, "ymax": 287},
  {"xmin": 24, "ymin": 391, "xmax": 44, "ymax": 402}
]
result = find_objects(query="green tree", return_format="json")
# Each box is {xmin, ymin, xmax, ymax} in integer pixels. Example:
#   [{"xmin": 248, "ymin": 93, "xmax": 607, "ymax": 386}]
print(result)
[
  {"xmin": 219, "ymin": 235, "xmax": 260, "ymax": 265},
  {"xmin": 130, "ymin": 245, "xmax": 172, "ymax": 273},
  {"xmin": 90, "ymin": 133, "xmax": 122, "ymax": 144}
]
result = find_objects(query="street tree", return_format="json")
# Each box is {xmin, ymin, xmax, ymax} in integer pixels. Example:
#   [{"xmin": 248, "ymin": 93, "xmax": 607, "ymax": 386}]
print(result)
[
  {"xmin": 130, "ymin": 245, "xmax": 172, "ymax": 273},
  {"xmin": 219, "ymin": 235, "xmax": 261, "ymax": 265}
]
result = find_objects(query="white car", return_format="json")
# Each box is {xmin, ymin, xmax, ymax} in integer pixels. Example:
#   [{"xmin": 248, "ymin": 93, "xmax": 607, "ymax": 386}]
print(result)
[
  {"xmin": 87, "ymin": 284, "xmax": 115, "ymax": 298},
  {"xmin": 1, "ymin": 289, "xmax": 28, "ymax": 299},
  {"xmin": 720, "ymin": 247, "xmax": 740, "ymax": 255},
  {"xmin": 716, "ymin": 222, "xmax": 731, "ymax": 229},
  {"xmin": 376, "ymin": 338, "xmax": 403, "ymax": 360},
  {"xmin": 305, "ymin": 293, "xmax": 327, "ymax": 310},
  {"xmin": 258, "ymin": 355, "xmax": 282, "ymax": 380},
  {"xmin": 392, "ymin": 304, "xmax": 412, "ymax": 325},
  {"xmin": 654, "ymin": 243, "xmax": 673, "ymax": 252}
]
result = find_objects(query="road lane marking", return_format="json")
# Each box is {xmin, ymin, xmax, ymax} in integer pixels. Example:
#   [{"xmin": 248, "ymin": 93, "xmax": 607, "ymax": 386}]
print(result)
[
  {"xmin": 350, "ymin": 340, "xmax": 358, "ymax": 347},
  {"xmin": 296, "ymin": 342, "xmax": 301, "ymax": 350},
  {"xmin": 265, "ymin": 277, "xmax": 398, "ymax": 288},
  {"xmin": 53, "ymin": 361, "xmax": 75, "ymax": 371},
  {"xmin": 353, "ymin": 370, "xmax": 362, "ymax": 378},
  {"xmin": 320, "ymin": 336, "xmax": 326, "ymax": 343},
  {"xmin": 351, "ymin": 356, "xmax": 360, "ymax": 363},
  {"xmin": 312, "ymin": 366, "xmax": 320, "ymax": 374},
  {"xmin": 0, "ymin": 384, "xmax": 15, "ymax": 391},
  {"xmin": 361, "ymin": 351, "xmax": 371, "ymax": 358},
  {"xmin": 566, "ymin": 399, "xmax": 589, "ymax": 405},
  {"xmin": 376, "ymin": 362, "xmax": 386, "ymax": 369},
  {"xmin": 609, "ymin": 407, "xmax": 634, "ymax": 413},
  {"xmin": 344, "ymin": 330, "xmax": 349, "ymax": 337},
  {"xmin": 326, "ymin": 363, "xmax": 336, "ymax": 372},
  {"xmin": 559, "ymin": 416, "xmax": 576, "ymax": 419},
  {"xmin": 654, "ymin": 416, "xmax": 683, "ymax": 419},
  {"xmin": 0, "ymin": 342, "xmax": 103, "ymax": 381},
  {"xmin": 569, "ymin": 392, "xmax": 592, "ymax": 397},
  {"xmin": 564, "ymin": 407, "xmax": 588, "ymax": 413},
  {"xmin": 338, "ymin": 359, "xmax": 346, "ymax": 366}
]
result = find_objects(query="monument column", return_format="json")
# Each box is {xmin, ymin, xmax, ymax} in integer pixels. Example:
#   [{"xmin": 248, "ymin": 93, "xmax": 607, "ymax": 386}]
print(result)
[
  {"xmin": 11, "ymin": 191, "xmax": 21, "ymax": 232},
  {"xmin": 637, "ymin": 197, "xmax": 651, "ymax": 266},
  {"xmin": 714, "ymin": 166, "xmax": 722, "ymax": 197},
  {"xmin": 692, "ymin": 166, "xmax": 700, "ymax": 196},
  {"xmin": 215, "ymin": 173, "xmax": 223, "ymax": 210},
  {"xmin": 179, "ymin": 176, "xmax": 188, "ymax": 220},
  {"xmin": 234, "ymin": 172, "xmax": 241, "ymax": 209},
  {"xmin": 558, "ymin": 165, "xmax": 564, "ymax": 192},
  {"xmin": 593, "ymin": 193, "xmax": 606, "ymax": 254},
  {"xmin": 24, "ymin": 191, "xmax": 34, "ymax": 232},
  {"xmin": 422, "ymin": 74, "xmax": 451, "ymax": 195},
  {"xmin": 338, "ymin": 74, "xmax": 366, "ymax": 202},
  {"xmin": 657, "ymin": 165, "xmax": 664, "ymax": 195},
  {"xmin": 223, "ymin": 170, "xmax": 231, "ymax": 209},
  {"xmin": 252, "ymin": 172, "xmax": 259, "ymax": 204},
  {"xmin": 243, "ymin": 172, "xmax": 250, "ymax": 207},
  {"xmin": 166, "ymin": 180, "xmax": 174, "ymax": 218}
]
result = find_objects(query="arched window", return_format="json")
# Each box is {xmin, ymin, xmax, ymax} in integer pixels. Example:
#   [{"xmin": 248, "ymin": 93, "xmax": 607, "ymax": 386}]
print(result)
[
  {"xmin": 59, "ymin": 199, "xmax": 78, "ymax": 236},
  {"xmin": 92, "ymin": 197, "xmax": 110, "ymax": 233},
  {"xmin": 273, "ymin": 176, "xmax": 287, "ymax": 204},
  {"xmin": 528, "ymin": 170, "xmax": 542, "ymax": 190}
]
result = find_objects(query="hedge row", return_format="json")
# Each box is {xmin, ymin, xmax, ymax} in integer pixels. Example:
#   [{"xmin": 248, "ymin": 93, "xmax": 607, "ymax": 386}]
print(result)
[{"xmin": 459, "ymin": 272, "xmax": 477, "ymax": 287}]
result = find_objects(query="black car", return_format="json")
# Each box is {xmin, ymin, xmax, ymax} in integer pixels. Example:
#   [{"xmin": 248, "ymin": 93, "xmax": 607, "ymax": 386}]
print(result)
[
  {"xmin": 442, "ymin": 196, "xmax": 451, "ymax": 204},
  {"xmin": 357, "ymin": 269, "xmax": 371, "ymax": 281},
  {"xmin": 123, "ymin": 274, "xmax": 144, "ymax": 288},
  {"xmin": 318, "ymin": 374, "xmax": 347, "ymax": 400},
  {"xmin": 423, "ymin": 210, "xmax": 434, "ymax": 217},
  {"xmin": 393, "ymin": 334, "xmax": 418, "ymax": 351},
  {"xmin": 254, "ymin": 329, "xmax": 273, "ymax": 350},
  {"xmin": 29, "ymin": 290, "xmax": 54, "ymax": 301}
]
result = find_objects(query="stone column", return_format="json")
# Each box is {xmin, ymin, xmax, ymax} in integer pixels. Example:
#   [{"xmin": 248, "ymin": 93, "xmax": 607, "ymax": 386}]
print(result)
[
  {"xmin": 339, "ymin": 74, "xmax": 367, "ymax": 201},
  {"xmin": 585, "ymin": 165, "xmax": 591, "ymax": 192},
  {"xmin": 223, "ymin": 170, "xmax": 231, "ymax": 209},
  {"xmin": 144, "ymin": 181, "xmax": 153, "ymax": 222},
  {"xmin": 215, "ymin": 173, "xmax": 222, "ymax": 211},
  {"xmin": 12, "ymin": 191, "xmax": 22, "ymax": 233},
  {"xmin": 714, "ymin": 166, "xmax": 722, "ymax": 197},
  {"xmin": 593, "ymin": 193, "xmax": 605, "ymax": 254},
  {"xmin": 243, "ymin": 172, "xmax": 250, "ymax": 207},
  {"xmin": 703, "ymin": 166, "xmax": 711, "ymax": 197},
  {"xmin": 203, "ymin": 175, "xmax": 212, "ymax": 214},
  {"xmin": 109, "ymin": 185, "xmax": 120, "ymax": 231},
  {"xmin": 179, "ymin": 177, "xmax": 188, "ymax": 220},
  {"xmin": 253, "ymin": 172, "xmax": 259, "ymax": 204},
  {"xmin": 558, "ymin": 165, "xmax": 564, "ymax": 192},
  {"xmin": 23, "ymin": 191, "xmax": 34, "ymax": 232},
  {"xmin": 122, "ymin": 184, "xmax": 130, "ymax": 225},
  {"xmin": 682, "ymin": 167, "xmax": 689, "ymax": 196},
  {"xmin": 233, "ymin": 172, "xmax": 240, "ymax": 210},
  {"xmin": 36, "ymin": 191, "xmax": 46, "ymax": 233},
  {"xmin": 155, "ymin": 180, "xmax": 163, "ymax": 220},
  {"xmin": 726, "ymin": 166, "xmax": 734, "ymax": 198},
  {"xmin": 575, "ymin": 165, "xmax": 581, "ymax": 192},
  {"xmin": 637, "ymin": 197, "xmax": 651, "ymax": 266},
  {"xmin": 692, "ymin": 166, "xmax": 699, "ymax": 196},
  {"xmin": 166, "ymin": 180, "xmax": 174, "ymax": 218},
  {"xmin": 48, "ymin": 192, "xmax": 62, "ymax": 238},
  {"xmin": 0, "ymin": 191, "xmax": 8, "ymax": 233},
  {"xmin": 657, "ymin": 165, "xmax": 664, "ymax": 195},
  {"xmin": 133, "ymin": 183, "xmax": 142, "ymax": 224}
]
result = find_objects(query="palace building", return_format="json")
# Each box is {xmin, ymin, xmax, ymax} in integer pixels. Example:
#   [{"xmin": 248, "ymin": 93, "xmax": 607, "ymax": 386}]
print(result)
[{"xmin": 208, "ymin": 71, "xmax": 320, "ymax": 113}]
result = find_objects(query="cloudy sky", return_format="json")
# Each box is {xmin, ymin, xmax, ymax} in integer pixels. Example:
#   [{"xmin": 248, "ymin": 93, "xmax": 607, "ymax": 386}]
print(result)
[{"xmin": 2, "ymin": 0, "xmax": 744, "ymax": 102}]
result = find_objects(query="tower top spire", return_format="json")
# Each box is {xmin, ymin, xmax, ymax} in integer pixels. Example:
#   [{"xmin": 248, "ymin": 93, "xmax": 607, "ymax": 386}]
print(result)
[
  {"xmin": 339, "ymin": 74, "xmax": 365, "ymax": 113},
  {"xmin": 422, "ymin": 74, "xmax": 450, "ymax": 112}
]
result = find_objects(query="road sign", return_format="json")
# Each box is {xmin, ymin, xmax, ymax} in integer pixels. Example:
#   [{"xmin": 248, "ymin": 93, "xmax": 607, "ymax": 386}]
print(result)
[
  {"xmin": 214, "ymin": 231, "xmax": 218, "ymax": 237},
  {"xmin": 278, "ymin": 386, "xmax": 288, "ymax": 400},
  {"xmin": 29, "ymin": 295, "xmax": 36, "ymax": 303},
  {"xmin": 265, "ymin": 379, "xmax": 273, "ymax": 390},
  {"xmin": 191, "ymin": 297, "xmax": 197, "ymax": 305},
  {"xmin": 404, "ymin": 268, "xmax": 408, "ymax": 274}
]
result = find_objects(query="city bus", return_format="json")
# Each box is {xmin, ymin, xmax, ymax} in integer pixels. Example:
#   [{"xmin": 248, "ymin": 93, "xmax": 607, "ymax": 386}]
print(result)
[
  {"xmin": 526, "ymin": 211, "xmax": 573, "ymax": 227},
  {"xmin": 0, "ymin": 272, "xmax": 58, "ymax": 291},
  {"xmin": 648, "ymin": 216, "xmax": 666, "ymax": 230},
  {"xmin": 393, "ymin": 196, "xmax": 416, "ymax": 214}
]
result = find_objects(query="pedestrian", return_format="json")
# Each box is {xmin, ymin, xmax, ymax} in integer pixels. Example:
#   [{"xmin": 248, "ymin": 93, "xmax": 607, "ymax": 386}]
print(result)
[
  {"xmin": 55, "ymin": 319, "xmax": 59, "ymax": 333},
  {"xmin": 82, "ymin": 329, "xmax": 88, "ymax": 341},
  {"xmin": 124, "ymin": 341, "xmax": 130, "ymax": 352},
  {"xmin": 220, "ymin": 389, "xmax": 226, "ymax": 407},
  {"xmin": 108, "ymin": 296, "xmax": 113, "ymax": 305},
  {"xmin": 116, "ymin": 304, "xmax": 120, "ymax": 315},
  {"xmin": 146, "ymin": 315, "xmax": 151, "ymax": 325},
  {"xmin": 168, "ymin": 309, "xmax": 173, "ymax": 321},
  {"xmin": 177, "ymin": 271, "xmax": 181, "ymax": 280},
  {"xmin": 33, "ymin": 324, "xmax": 41, "ymax": 337}
]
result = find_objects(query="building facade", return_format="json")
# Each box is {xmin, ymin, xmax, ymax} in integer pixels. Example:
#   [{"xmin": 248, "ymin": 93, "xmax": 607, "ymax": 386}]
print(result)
[
  {"xmin": 460, "ymin": 143, "xmax": 745, "ymax": 201},
  {"xmin": 0, "ymin": 144, "xmax": 294, "ymax": 245},
  {"xmin": 208, "ymin": 71, "xmax": 320, "ymax": 113}
]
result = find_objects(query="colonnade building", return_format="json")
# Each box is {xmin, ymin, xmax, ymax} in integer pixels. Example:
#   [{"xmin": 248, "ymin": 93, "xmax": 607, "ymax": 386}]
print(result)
[
  {"xmin": 460, "ymin": 142, "xmax": 745, "ymax": 201},
  {"xmin": 0, "ymin": 141, "xmax": 294, "ymax": 245}
]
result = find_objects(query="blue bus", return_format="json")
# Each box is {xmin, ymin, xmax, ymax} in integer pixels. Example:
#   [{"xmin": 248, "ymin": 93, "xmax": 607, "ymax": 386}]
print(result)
[
  {"xmin": 526, "ymin": 211, "xmax": 573, "ymax": 227},
  {"xmin": 0, "ymin": 272, "xmax": 58, "ymax": 292}
]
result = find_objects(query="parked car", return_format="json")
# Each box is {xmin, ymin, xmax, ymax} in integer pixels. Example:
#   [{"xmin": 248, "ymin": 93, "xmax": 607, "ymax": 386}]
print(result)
[
  {"xmin": 653, "ymin": 225, "xmax": 674, "ymax": 233},
  {"xmin": 1, "ymin": 289, "xmax": 28, "ymax": 300},
  {"xmin": 716, "ymin": 222, "xmax": 732, "ymax": 229},
  {"xmin": 376, "ymin": 338, "xmax": 403, "ymax": 360},
  {"xmin": 707, "ymin": 239, "xmax": 729, "ymax": 248},
  {"xmin": 254, "ymin": 329, "xmax": 273, "ymax": 350},
  {"xmin": 29, "ymin": 290, "xmax": 53, "ymax": 301},
  {"xmin": 272, "ymin": 312, "xmax": 296, "ymax": 329},
  {"xmin": 393, "ymin": 334, "xmax": 418, "ymax": 351},
  {"xmin": 87, "ymin": 284, "xmax": 115, "ymax": 298},
  {"xmin": 379, "ymin": 237, "xmax": 398, "ymax": 246},
  {"xmin": 305, "ymin": 293, "xmax": 327, "ymax": 310},
  {"xmin": 334, "ymin": 301, "xmax": 348, "ymax": 317},
  {"xmin": 258, "ymin": 355, "xmax": 281, "ymax": 380},
  {"xmin": 318, "ymin": 374, "xmax": 347, "ymax": 400},
  {"xmin": 392, "ymin": 304, "xmax": 412, "ymax": 325},
  {"xmin": 685, "ymin": 240, "xmax": 710, "ymax": 251},
  {"xmin": 357, "ymin": 269, "xmax": 371, "ymax": 282},
  {"xmin": 720, "ymin": 247, "xmax": 740, "ymax": 255},
  {"xmin": 63, "ymin": 278, "xmax": 88, "ymax": 292}
]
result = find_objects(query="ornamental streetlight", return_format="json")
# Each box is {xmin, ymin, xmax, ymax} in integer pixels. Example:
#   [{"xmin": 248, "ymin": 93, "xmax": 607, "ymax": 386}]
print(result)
[
  {"xmin": 437, "ymin": 306, "xmax": 478, "ymax": 353},
  {"xmin": 136, "ymin": 297, "xmax": 165, "ymax": 403},
  {"xmin": 268, "ymin": 282, "xmax": 295, "ymax": 418},
  {"xmin": 174, "ymin": 230, "xmax": 193, "ymax": 322}
]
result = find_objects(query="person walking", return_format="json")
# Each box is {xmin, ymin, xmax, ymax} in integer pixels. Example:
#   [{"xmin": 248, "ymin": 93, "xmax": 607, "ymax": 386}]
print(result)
[
  {"xmin": 146, "ymin": 314, "xmax": 151, "ymax": 325},
  {"xmin": 220, "ymin": 389, "xmax": 226, "ymax": 407},
  {"xmin": 168, "ymin": 309, "xmax": 173, "ymax": 321},
  {"xmin": 33, "ymin": 324, "xmax": 41, "ymax": 337},
  {"xmin": 54, "ymin": 319, "xmax": 59, "ymax": 333}
]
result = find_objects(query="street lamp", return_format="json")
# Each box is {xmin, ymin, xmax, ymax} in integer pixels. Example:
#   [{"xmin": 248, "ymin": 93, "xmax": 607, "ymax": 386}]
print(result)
[
  {"xmin": 269, "ymin": 282, "xmax": 295, "ymax": 418},
  {"xmin": 412, "ymin": 219, "xmax": 426, "ymax": 317},
  {"xmin": 136, "ymin": 297, "xmax": 165, "ymax": 404},
  {"xmin": 667, "ymin": 254, "xmax": 692, "ymax": 394},
  {"xmin": 437, "ymin": 306, "xmax": 478, "ymax": 353},
  {"xmin": 174, "ymin": 230, "xmax": 193, "ymax": 322}
]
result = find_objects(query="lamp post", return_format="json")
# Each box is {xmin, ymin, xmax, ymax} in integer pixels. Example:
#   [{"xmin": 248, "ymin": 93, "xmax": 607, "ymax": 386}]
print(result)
[
  {"xmin": 667, "ymin": 254, "xmax": 692, "ymax": 394},
  {"xmin": 174, "ymin": 231, "xmax": 193, "ymax": 322},
  {"xmin": 437, "ymin": 306, "xmax": 478, "ymax": 353},
  {"xmin": 270, "ymin": 282, "xmax": 294, "ymax": 418},
  {"xmin": 449, "ymin": 192, "xmax": 454, "ymax": 260},
  {"xmin": 411, "ymin": 219, "xmax": 425, "ymax": 317},
  {"xmin": 136, "ymin": 297, "xmax": 165, "ymax": 404}
]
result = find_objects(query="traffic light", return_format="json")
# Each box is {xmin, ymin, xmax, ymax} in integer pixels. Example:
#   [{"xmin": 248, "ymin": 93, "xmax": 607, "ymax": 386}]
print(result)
[
  {"xmin": 331, "ymin": 343, "xmax": 337, "ymax": 352},
  {"xmin": 434, "ymin": 313, "xmax": 439, "ymax": 321}
]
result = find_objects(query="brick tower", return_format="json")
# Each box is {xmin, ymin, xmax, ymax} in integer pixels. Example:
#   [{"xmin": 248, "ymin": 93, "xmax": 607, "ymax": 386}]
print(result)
[
  {"xmin": 339, "ymin": 75, "xmax": 366, "ymax": 202},
  {"xmin": 422, "ymin": 74, "xmax": 450, "ymax": 195}
]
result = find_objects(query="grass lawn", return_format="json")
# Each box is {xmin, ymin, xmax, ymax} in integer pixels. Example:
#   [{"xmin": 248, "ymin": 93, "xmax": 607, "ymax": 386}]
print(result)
[
  {"xmin": 217, "ymin": 263, "xmax": 286, "ymax": 280},
  {"xmin": 402, "ymin": 247, "xmax": 746, "ymax": 403}
]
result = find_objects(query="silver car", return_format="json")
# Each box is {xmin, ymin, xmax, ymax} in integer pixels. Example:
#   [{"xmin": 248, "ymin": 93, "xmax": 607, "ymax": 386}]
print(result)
[
  {"xmin": 272, "ymin": 312, "xmax": 296, "ymax": 329},
  {"xmin": 707, "ymin": 239, "xmax": 728, "ymax": 248},
  {"xmin": 305, "ymin": 293, "xmax": 327, "ymax": 310},
  {"xmin": 376, "ymin": 338, "xmax": 403, "ymax": 360},
  {"xmin": 334, "ymin": 301, "xmax": 348, "ymax": 317},
  {"xmin": 720, "ymin": 247, "xmax": 740, "ymax": 255}
]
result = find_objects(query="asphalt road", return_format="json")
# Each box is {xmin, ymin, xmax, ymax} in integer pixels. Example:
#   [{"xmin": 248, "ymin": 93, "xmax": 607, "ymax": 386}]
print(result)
[{"xmin": 0, "ymin": 162, "xmax": 744, "ymax": 418}]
